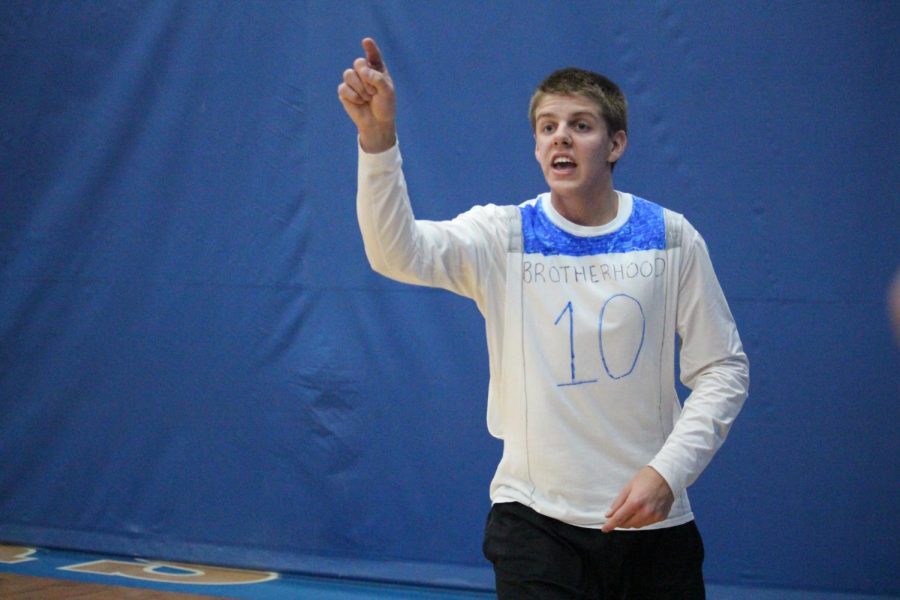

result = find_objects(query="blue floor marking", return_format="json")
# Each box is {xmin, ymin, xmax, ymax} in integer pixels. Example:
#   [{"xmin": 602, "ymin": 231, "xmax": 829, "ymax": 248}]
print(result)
[
  {"xmin": 3, "ymin": 543, "xmax": 895, "ymax": 599},
  {"xmin": 0, "ymin": 544, "xmax": 495, "ymax": 599}
]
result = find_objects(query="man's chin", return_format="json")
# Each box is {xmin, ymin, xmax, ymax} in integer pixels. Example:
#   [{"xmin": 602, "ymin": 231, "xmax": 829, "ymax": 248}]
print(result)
[{"xmin": 546, "ymin": 180, "xmax": 582, "ymax": 197}]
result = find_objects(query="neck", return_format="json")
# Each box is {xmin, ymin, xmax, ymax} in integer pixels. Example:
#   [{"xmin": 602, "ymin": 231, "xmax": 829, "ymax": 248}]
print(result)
[{"xmin": 550, "ymin": 187, "xmax": 619, "ymax": 227}]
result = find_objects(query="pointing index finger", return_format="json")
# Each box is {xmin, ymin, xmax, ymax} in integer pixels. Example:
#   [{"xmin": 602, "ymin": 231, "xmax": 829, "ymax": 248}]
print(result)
[{"xmin": 362, "ymin": 37, "xmax": 385, "ymax": 72}]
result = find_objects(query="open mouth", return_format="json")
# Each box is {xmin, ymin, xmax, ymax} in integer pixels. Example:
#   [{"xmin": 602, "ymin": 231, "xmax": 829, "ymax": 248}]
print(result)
[{"xmin": 552, "ymin": 156, "xmax": 577, "ymax": 172}]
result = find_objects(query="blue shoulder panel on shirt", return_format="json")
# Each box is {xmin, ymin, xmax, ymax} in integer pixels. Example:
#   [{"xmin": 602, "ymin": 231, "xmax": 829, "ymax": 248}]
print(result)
[{"xmin": 520, "ymin": 197, "xmax": 666, "ymax": 256}]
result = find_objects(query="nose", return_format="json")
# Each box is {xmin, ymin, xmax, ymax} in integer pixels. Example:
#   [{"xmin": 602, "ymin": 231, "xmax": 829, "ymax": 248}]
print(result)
[{"xmin": 552, "ymin": 125, "xmax": 572, "ymax": 146}]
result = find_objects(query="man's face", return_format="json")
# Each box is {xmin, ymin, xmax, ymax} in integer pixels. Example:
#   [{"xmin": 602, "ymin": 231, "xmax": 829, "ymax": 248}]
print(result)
[{"xmin": 533, "ymin": 93, "xmax": 626, "ymax": 203}]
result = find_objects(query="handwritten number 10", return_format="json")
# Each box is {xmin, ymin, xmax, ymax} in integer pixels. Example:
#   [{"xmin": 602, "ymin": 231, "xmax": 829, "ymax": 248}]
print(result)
[{"xmin": 553, "ymin": 295, "xmax": 645, "ymax": 387}]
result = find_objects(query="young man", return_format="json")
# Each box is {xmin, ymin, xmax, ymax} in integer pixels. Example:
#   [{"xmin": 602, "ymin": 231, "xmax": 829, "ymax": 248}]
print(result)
[{"xmin": 339, "ymin": 38, "xmax": 749, "ymax": 599}]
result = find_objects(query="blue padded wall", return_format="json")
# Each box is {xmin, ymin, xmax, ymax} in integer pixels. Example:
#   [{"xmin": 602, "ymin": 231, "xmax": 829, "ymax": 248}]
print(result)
[{"xmin": 1, "ymin": 1, "xmax": 897, "ymax": 595}]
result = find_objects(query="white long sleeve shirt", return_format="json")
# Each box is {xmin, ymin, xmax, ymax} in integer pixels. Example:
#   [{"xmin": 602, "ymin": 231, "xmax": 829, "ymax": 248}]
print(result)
[{"xmin": 357, "ymin": 142, "xmax": 749, "ymax": 529}]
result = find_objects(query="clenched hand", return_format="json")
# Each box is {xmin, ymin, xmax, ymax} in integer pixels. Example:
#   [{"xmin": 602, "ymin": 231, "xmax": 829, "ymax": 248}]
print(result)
[{"xmin": 338, "ymin": 38, "xmax": 397, "ymax": 153}]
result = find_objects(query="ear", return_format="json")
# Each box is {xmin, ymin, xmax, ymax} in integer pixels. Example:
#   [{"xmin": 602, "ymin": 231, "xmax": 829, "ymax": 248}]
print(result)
[
  {"xmin": 608, "ymin": 130, "xmax": 627, "ymax": 164},
  {"xmin": 534, "ymin": 131, "xmax": 541, "ymax": 164}
]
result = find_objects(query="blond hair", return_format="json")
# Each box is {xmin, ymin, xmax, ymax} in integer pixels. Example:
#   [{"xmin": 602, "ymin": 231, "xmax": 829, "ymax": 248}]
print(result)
[{"xmin": 528, "ymin": 68, "xmax": 628, "ymax": 136}]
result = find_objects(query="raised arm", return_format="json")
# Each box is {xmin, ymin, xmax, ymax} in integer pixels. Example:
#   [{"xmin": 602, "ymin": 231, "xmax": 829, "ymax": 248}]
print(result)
[
  {"xmin": 337, "ymin": 38, "xmax": 397, "ymax": 153},
  {"xmin": 340, "ymin": 39, "xmax": 509, "ymax": 306}
]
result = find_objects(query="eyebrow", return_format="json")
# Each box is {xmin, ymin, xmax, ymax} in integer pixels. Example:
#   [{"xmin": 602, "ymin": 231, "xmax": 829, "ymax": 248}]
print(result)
[{"xmin": 535, "ymin": 111, "xmax": 600, "ymax": 122}]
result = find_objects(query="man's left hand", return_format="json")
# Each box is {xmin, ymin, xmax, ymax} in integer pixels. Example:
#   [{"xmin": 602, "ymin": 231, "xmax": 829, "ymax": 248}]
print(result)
[{"xmin": 601, "ymin": 466, "xmax": 675, "ymax": 533}]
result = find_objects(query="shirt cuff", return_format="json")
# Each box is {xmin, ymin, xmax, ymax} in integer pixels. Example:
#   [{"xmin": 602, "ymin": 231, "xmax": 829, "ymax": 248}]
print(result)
[
  {"xmin": 357, "ymin": 136, "xmax": 403, "ymax": 185},
  {"xmin": 358, "ymin": 136, "xmax": 399, "ymax": 161},
  {"xmin": 647, "ymin": 456, "xmax": 689, "ymax": 497}
]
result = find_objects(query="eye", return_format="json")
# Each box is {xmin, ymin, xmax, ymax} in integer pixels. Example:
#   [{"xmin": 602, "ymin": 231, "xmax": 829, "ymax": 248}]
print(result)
[
  {"xmin": 541, "ymin": 123, "xmax": 555, "ymax": 133},
  {"xmin": 575, "ymin": 121, "xmax": 591, "ymax": 131}
]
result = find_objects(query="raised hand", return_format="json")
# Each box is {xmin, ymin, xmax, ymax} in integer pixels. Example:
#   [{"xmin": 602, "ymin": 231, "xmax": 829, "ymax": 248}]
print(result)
[{"xmin": 338, "ymin": 38, "xmax": 397, "ymax": 153}]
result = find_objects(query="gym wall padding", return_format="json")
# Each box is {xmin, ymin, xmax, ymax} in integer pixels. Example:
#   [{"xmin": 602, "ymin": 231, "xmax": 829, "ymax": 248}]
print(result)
[{"xmin": 1, "ymin": 1, "xmax": 898, "ymax": 595}]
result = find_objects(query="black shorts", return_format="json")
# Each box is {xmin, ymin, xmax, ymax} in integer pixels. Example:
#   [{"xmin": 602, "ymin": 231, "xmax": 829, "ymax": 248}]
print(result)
[{"xmin": 483, "ymin": 502, "xmax": 705, "ymax": 599}]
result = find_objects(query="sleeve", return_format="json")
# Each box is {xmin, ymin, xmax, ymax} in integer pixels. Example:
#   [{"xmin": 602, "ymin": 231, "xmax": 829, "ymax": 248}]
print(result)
[
  {"xmin": 356, "ymin": 140, "xmax": 506, "ymax": 305},
  {"xmin": 648, "ymin": 219, "xmax": 750, "ymax": 495}
]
